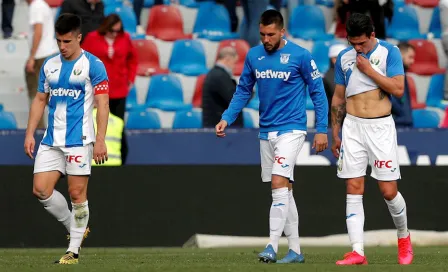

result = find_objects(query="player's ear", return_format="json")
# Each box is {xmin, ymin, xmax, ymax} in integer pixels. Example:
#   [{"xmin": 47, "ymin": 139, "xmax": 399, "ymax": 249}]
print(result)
[
  {"xmin": 77, "ymin": 33, "xmax": 82, "ymax": 43},
  {"xmin": 370, "ymin": 32, "xmax": 376, "ymax": 40},
  {"xmin": 280, "ymin": 28, "xmax": 285, "ymax": 38}
]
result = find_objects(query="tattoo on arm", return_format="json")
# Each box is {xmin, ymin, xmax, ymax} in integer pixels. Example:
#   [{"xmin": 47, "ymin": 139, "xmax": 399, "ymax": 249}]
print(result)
[{"xmin": 331, "ymin": 102, "xmax": 346, "ymax": 127}]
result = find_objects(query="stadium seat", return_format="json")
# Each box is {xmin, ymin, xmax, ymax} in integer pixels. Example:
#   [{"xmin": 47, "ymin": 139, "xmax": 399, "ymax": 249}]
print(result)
[
  {"xmin": 441, "ymin": 107, "xmax": 448, "ymax": 128},
  {"xmin": 216, "ymin": 39, "xmax": 250, "ymax": 76},
  {"xmin": 0, "ymin": 104, "xmax": 18, "ymax": 129},
  {"xmin": 193, "ymin": 1, "xmax": 239, "ymax": 41},
  {"xmin": 387, "ymin": 6, "xmax": 426, "ymax": 41},
  {"xmin": 408, "ymin": 40, "xmax": 446, "ymax": 76},
  {"xmin": 146, "ymin": 5, "xmax": 193, "ymax": 41},
  {"xmin": 192, "ymin": 74, "xmax": 207, "ymax": 108},
  {"xmin": 394, "ymin": 0, "xmax": 407, "ymax": 6},
  {"xmin": 105, "ymin": 5, "xmax": 144, "ymax": 39},
  {"xmin": 168, "ymin": 39, "xmax": 208, "ymax": 76},
  {"xmin": 335, "ymin": 17, "xmax": 347, "ymax": 38},
  {"xmin": 126, "ymin": 85, "xmax": 145, "ymax": 112},
  {"xmin": 311, "ymin": 41, "xmax": 333, "ymax": 75},
  {"xmin": 426, "ymin": 74, "xmax": 447, "ymax": 109},
  {"xmin": 44, "ymin": 0, "xmax": 63, "ymax": 7},
  {"xmin": 145, "ymin": 74, "xmax": 193, "ymax": 111},
  {"xmin": 144, "ymin": 0, "xmax": 170, "ymax": 8},
  {"xmin": 407, "ymin": 0, "xmax": 440, "ymax": 8},
  {"xmin": 288, "ymin": 6, "xmax": 333, "ymax": 41},
  {"xmin": 126, "ymin": 110, "xmax": 161, "ymax": 129},
  {"xmin": 243, "ymin": 110, "xmax": 255, "ymax": 128},
  {"xmin": 132, "ymin": 39, "xmax": 169, "ymax": 76},
  {"xmin": 412, "ymin": 109, "xmax": 440, "ymax": 128},
  {"xmin": 172, "ymin": 110, "xmax": 202, "ymax": 128},
  {"xmin": 407, "ymin": 75, "xmax": 426, "ymax": 109},
  {"xmin": 179, "ymin": 0, "xmax": 199, "ymax": 8},
  {"xmin": 315, "ymin": 0, "xmax": 334, "ymax": 7},
  {"xmin": 428, "ymin": 7, "xmax": 441, "ymax": 38}
]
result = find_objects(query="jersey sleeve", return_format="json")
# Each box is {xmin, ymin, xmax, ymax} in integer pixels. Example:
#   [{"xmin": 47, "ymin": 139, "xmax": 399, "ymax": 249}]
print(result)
[
  {"xmin": 37, "ymin": 62, "xmax": 49, "ymax": 93},
  {"xmin": 221, "ymin": 53, "xmax": 255, "ymax": 126},
  {"xmin": 89, "ymin": 56, "xmax": 109, "ymax": 95},
  {"xmin": 334, "ymin": 53, "xmax": 345, "ymax": 85},
  {"xmin": 386, "ymin": 46, "xmax": 405, "ymax": 78},
  {"xmin": 29, "ymin": 4, "xmax": 44, "ymax": 25},
  {"xmin": 299, "ymin": 50, "xmax": 328, "ymax": 133}
]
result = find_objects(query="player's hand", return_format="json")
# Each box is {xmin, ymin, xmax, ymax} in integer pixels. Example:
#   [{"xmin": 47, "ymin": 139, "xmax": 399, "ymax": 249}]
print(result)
[
  {"xmin": 331, "ymin": 136, "xmax": 342, "ymax": 158},
  {"xmin": 312, "ymin": 133, "xmax": 328, "ymax": 154},
  {"xmin": 24, "ymin": 135, "xmax": 36, "ymax": 159},
  {"xmin": 93, "ymin": 140, "xmax": 108, "ymax": 165},
  {"xmin": 356, "ymin": 54, "xmax": 372, "ymax": 75},
  {"xmin": 215, "ymin": 120, "xmax": 228, "ymax": 138},
  {"xmin": 25, "ymin": 58, "xmax": 35, "ymax": 73}
]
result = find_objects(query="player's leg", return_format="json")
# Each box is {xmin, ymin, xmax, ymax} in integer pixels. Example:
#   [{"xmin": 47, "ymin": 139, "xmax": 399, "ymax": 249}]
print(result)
[
  {"xmin": 367, "ymin": 116, "xmax": 412, "ymax": 264},
  {"xmin": 57, "ymin": 144, "xmax": 93, "ymax": 265},
  {"xmin": 335, "ymin": 115, "xmax": 369, "ymax": 265},
  {"xmin": 33, "ymin": 144, "xmax": 71, "ymax": 232}
]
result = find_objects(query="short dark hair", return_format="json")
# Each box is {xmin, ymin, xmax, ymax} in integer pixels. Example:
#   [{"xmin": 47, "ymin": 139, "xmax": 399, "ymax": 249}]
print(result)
[
  {"xmin": 97, "ymin": 14, "xmax": 124, "ymax": 36},
  {"xmin": 346, "ymin": 13, "xmax": 374, "ymax": 38},
  {"xmin": 55, "ymin": 13, "xmax": 82, "ymax": 35},
  {"xmin": 259, "ymin": 9, "xmax": 284, "ymax": 29},
  {"xmin": 397, "ymin": 42, "xmax": 415, "ymax": 53}
]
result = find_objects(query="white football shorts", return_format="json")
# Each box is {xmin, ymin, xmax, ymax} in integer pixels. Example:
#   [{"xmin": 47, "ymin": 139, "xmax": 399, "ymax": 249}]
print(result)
[
  {"xmin": 34, "ymin": 143, "xmax": 93, "ymax": 176},
  {"xmin": 337, "ymin": 114, "xmax": 401, "ymax": 181},
  {"xmin": 260, "ymin": 130, "xmax": 306, "ymax": 182}
]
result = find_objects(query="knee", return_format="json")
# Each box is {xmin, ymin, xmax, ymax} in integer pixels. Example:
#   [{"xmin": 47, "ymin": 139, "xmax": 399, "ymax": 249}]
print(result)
[
  {"xmin": 382, "ymin": 190, "xmax": 397, "ymax": 201},
  {"xmin": 346, "ymin": 179, "xmax": 364, "ymax": 195},
  {"xmin": 271, "ymin": 175, "xmax": 289, "ymax": 189},
  {"xmin": 32, "ymin": 186, "xmax": 52, "ymax": 200},
  {"xmin": 68, "ymin": 187, "xmax": 86, "ymax": 202}
]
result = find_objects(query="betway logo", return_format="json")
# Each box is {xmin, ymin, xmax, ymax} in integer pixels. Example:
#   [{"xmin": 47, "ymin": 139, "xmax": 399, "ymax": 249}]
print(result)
[
  {"xmin": 255, "ymin": 69, "xmax": 291, "ymax": 81},
  {"xmin": 50, "ymin": 88, "xmax": 82, "ymax": 99}
]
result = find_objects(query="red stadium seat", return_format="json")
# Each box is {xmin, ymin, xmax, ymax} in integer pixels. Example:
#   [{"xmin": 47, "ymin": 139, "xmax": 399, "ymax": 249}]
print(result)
[
  {"xmin": 407, "ymin": 75, "xmax": 426, "ymax": 109},
  {"xmin": 146, "ymin": 5, "xmax": 192, "ymax": 41},
  {"xmin": 45, "ymin": 0, "xmax": 63, "ymax": 7},
  {"xmin": 335, "ymin": 18, "xmax": 347, "ymax": 38},
  {"xmin": 406, "ymin": 0, "xmax": 440, "ymax": 8},
  {"xmin": 132, "ymin": 40, "xmax": 169, "ymax": 76},
  {"xmin": 408, "ymin": 39, "xmax": 446, "ymax": 76},
  {"xmin": 192, "ymin": 74, "xmax": 206, "ymax": 108},
  {"xmin": 441, "ymin": 107, "xmax": 448, "ymax": 128},
  {"xmin": 216, "ymin": 39, "xmax": 250, "ymax": 76}
]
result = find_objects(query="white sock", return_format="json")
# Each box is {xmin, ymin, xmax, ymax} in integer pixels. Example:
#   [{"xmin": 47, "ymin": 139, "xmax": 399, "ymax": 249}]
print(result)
[
  {"xmin": 385, "ymin": 192, "xmax": 409, "ymax": 239},
  {"xmin": 283, "ymin": 190, "xmax": 301, "ymax": 254},
  {"xmin": 67, "ymin": 201, "xmax": 89, "ymax": 254},
  {"xmin": 346, "ymin": 194, "xmax": 364, "ymax": 256},
  {"xmin": 268, "ymin": 187, "xmax": 289, "ymax": 253},
  {"xmin": 39, "ymin": 190, "xmax": 71, "ymax": 232}
]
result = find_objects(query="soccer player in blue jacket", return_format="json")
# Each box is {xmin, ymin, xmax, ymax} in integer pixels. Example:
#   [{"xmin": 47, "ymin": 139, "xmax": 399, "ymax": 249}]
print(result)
[{"xmin": 215, "ymin": 10, "xmax": 328, "ymax": 264}]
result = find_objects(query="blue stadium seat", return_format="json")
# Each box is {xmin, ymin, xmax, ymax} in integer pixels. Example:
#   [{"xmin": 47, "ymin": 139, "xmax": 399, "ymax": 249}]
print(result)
[
  {"xmin": 393, "ymin": 0, "xmax": 406, "ymax": 6},
  {"xmin": 428, "ymin": 7, "xmax": 441, "ymax": 38},
  {"xmin": 412, "ymin": 109, "xmax": 440, "ymax": 128},
  {"xmin": 426, "ymin": 74, "xmax": 446, "ymax": 109},
  {"xmin": 168, "ymin": 39, "xmax": 208, "ymax": 76},
  {"xmin": 387, "ymin": 6, "xmax": 426, "ymax": 41},
  {"xmin": 179, "ymin": 0, "xmax": 199, "ymax": 8},
  {"xmin": 311, "ymin": 41, "xmax": 332, "ymax": 75},
  {"xmin": 102, "ymin": 0, "xmax": 124, "ymax": 7},
  {"xmin": 145, "ymin": 74, "xmax": 193, "ymax": 111},
  {"xmin": 172, "ymin": 110, "xmax": 202, "ymax": 128},
  {"xmin": 144, "ymin": 0, "xmax": 170, "ymax": 8},
  {"xmin": 315, "ymin": 0, "xmax": 334, "ymax": 7},
  {"xmin": 126, "ymin": 110, "xmax": 161, "ymax": 129},
  {"xmin": 243, "ymin": 110, "xmax": 255, "ymax": 128},
  {"xmin": 104, "ymin": 5, "xmax": 145, "ymax": 39},
  {"xmin": 0, "ymin": 104, "xmax": 17, "ymax": 129},
  {"xmin": 288, "ymin": 6, "xmax": 333, "ymax": 41},
  {"xmin": 193, "ymin": 2, "xmax": 239, "ymax": 41},
  {"xmin": 126, "ymin": 86, "xmax": 145, "ymax": 111}
]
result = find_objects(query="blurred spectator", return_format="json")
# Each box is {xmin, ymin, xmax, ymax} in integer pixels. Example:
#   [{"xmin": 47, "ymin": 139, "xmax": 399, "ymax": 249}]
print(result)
[
  {"xmin": 269, "ymin": 0, "xmax": 282, "ymax": 10},
  {"xmin": 335, "ymin": 0, "xmax": 394, "ymax": 39},
  {"xmin": 60, "ymin": 0, "xmax": 104, "ymax": 43},
  {"xmin": 1, "ymin": 0, "xmax": 14, "ymax": 38},
  {"xmin": 217, "ymin": 0, "xmax": 239, "ymax": 32},
  {"xmin": 240, "ymin": 0, "xmax": 269, "ymax": 47},
  {"xmin": 202, "ymin": 47, "xmax": 243, "ymax": 128},
  {"xmin": 441, "ymin": 0, "xmax": 448, "ymax": 100},
  {"xmin": 323, "ymin": 43, "xmax": 346, "ymax": 127},
  {"xmin": 25, "ymin": 0, "xmax": 58, "ymax": 129},
  {"xmin": 82, "ymin": 14, "xmax": 138, "ymax": 165},
  {"xmin": 391, "ymin": 42, "xmax": 414, "ymax": 128}
]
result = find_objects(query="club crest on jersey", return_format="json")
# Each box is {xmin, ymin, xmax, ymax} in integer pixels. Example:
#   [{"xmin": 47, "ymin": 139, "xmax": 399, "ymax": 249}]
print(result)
[
  {"xmin": 370, "ymin": 58, "xmax": 380, "ymax": 66},
  {"xmin": 73, "ymin": 69, "xmax": 82, "ymax": 76},
  {"xmin": 280, "ymin": 54, "xmax": 290, "ymax": 64}
]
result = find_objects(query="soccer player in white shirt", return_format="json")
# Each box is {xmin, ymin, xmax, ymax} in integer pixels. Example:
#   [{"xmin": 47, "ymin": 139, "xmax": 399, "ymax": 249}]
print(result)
[
  {"xmin": 331, "ymin": 13, "xmax": 413, "ymax": 265},
  {"xmin": 24, "ymin": 14, "xmax": 110, "ymax": 264}
]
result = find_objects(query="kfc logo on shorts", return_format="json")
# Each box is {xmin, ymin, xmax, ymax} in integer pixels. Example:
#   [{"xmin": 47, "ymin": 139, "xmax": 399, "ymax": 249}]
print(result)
[
  {"xmin": 275, "ymin": 156, "xmax": 286, "ymax": 164},
  {"xmin": 374, "ymin": 160, "xmax": 392, "ymax": 168},
  {"xmin": 66, "ymin": 155, "xmax": 82, "ymax": 163}
]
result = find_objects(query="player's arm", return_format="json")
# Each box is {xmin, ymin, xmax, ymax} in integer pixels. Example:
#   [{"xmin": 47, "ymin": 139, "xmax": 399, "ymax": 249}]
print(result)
[
  {"xmin": 300, "ymin": 51, "xmax": 329, "ymax": 133},
  {"xmin": 358, "ymin": 46, "xmax": 405, "ymax": 98},
  {"xmin": 220, "ymin": 55, "xmax": 255, "ymax": 125},
  {"xmin": 94, "ymin": 92, "xmax": 109, "ymax": 143},
  {"xmin": 24, "ymin": 65, "xmax": 49, "ymax": 158},
  {"xmin": 330, "ymin": 53, "xmax": 347, "ymax": 158}
]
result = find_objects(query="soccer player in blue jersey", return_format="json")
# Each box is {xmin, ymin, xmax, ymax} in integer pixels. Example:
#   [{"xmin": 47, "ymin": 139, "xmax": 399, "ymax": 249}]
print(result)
[
  {"xmin": 215, "ymin": 10, "xmax": 328, "ymax": 264},
  {"xmin": 24, "ymin": 14, "xmax": 110, "ymax": 264},
  {"xmin": 331, "ymin": 13, "xmax": 413, "ymax": 265}
]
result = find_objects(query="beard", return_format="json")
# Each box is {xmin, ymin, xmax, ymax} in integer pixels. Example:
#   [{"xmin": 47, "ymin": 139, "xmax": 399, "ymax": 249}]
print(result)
[{"xmin": 263, "ymin": 39, "xmax": 281, "ymax": 53}]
